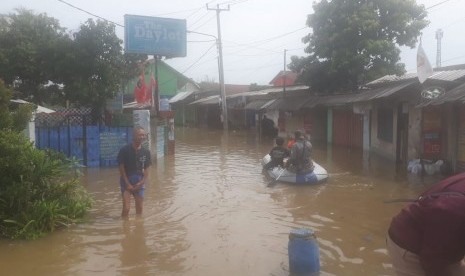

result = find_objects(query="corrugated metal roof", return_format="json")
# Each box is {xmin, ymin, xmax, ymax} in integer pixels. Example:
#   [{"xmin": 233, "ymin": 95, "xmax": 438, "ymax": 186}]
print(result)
[
  {"xmin": 430, "ymin": 70, "xmax": 465, "ymax": 82},
  {"xmin": 244, "ymin": 99, "xmax": 268, "ymax": 110},
  {"xmin": 302, "ymin": 96, "xmax": 321, "ymax": 108},
  {"xmin": 122, "ymin": 101, "xmax": 151, "ymax": 109},
  {"xmin": 261, "ymin": 99, "xmax": 277, "ymax": 109},
  {"xmin": 316, "ymin": 94, "xmax": 355, "ymax": 106},
  {"xmin": 226, "ymin": 85, "xmax": 309, "ymax": 100},
  {"xmin": 169, "ymin": 91, "xmax": 195, "ymax": 104},
  {"xmin": 244, "ymin": 99, "xmax": 277, "ymax": 110},
  {"xmin": 301, "ymin": 81, "xmax": 416, "ymax": 107},
  {"xmin": 267, "ymin": 95, "xmax": 312, "ymax": 111},
  {"xmin": 188, "ymin": 95, "xmax": 219, "ymax": 106},
  {"xmin": 359, "ymin": 80, "xmax": 416, "ymax": 101},
  {"xmin": 445, "ymin": 82, "xmax": 465, "ymax": 102},
  {"xmin": 366, "ymin": 73, "xmax": 417, "ymax": 85},
  {"xmin": 266, "ymin": 85, "xmax": 309, "ymax": 95},
  {"xmin": 367, "ymin": 69, "xmax": 465, "ymax": 86}
]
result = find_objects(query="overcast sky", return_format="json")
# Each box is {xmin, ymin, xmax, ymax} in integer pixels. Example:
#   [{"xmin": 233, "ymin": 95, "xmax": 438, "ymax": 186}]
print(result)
[{"xmin": 2, "ymin": 0, "xmax": 464, "ymax": 85}]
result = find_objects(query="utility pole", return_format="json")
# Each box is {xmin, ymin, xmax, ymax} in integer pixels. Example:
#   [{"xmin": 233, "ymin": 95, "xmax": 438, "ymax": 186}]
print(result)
[
  {"xmin": 207, "ymin": 4, "xmax": 229, "ymax": 131},
  {"xmin": 283, "ymin": 49, "xmax": 287, "ymax": 98},
  {"xmin": 435, "ymin": 29, "xmax": 443, "ymax": 68}
]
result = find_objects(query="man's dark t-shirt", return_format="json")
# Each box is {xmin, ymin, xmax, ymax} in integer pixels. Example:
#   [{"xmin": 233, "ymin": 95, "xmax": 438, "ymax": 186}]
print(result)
[{"xmin": 117, "ymin": 144, "xmax": 152, "ymax": 176}]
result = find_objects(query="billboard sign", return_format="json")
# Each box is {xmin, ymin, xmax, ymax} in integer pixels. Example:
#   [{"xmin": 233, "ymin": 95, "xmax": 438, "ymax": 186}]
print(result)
[{"xmin": 124, "ymin": 15, "xmax": 186, "ymax": 57}]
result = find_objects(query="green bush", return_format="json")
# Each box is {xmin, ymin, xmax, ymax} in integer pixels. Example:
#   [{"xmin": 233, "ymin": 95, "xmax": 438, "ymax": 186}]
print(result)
[{"xmin": 0, "ymin": 130, "xmax": 92, "ymax": 240}]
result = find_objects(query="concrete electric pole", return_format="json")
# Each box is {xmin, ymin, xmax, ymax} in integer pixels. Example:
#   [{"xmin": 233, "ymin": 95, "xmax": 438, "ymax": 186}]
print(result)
[
  {"xmin": 283, "ymin": 49, "xmax": 287, "ymax": 98},
  {"xmin": 207, "ymin": 4, "xmax": 230, "ymax": 131},
  {"xmin": 435, "ymin": 29, "xmax": 443, "ymax": 68}
]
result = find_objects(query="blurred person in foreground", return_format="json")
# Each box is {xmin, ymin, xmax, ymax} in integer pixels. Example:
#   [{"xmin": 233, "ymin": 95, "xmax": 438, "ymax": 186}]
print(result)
[
  {"xmin": 387, "ymin": 172, "xmax": 465, "ymax": 276},
  {"xmin": 117, "ymin": 126, "xmax": 152, "ymax": 217}
]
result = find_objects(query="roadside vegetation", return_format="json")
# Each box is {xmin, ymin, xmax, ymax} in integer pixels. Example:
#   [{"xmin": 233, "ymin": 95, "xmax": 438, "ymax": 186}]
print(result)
[{"xmin": 0, "ymin": 80, "xmax": 92, "ymax": 240}]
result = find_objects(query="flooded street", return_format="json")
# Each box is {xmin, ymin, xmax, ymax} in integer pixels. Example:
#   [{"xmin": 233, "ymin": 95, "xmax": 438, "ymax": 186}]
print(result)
[{"xmin": 0, "ymin": 127, "xmax": 444, "ymax": 276}]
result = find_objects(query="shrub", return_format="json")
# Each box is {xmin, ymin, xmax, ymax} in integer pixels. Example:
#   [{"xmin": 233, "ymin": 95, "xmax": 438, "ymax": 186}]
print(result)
[{"xmin": 0, "ymin": 130, "xmax": 92, "ymax": 239}]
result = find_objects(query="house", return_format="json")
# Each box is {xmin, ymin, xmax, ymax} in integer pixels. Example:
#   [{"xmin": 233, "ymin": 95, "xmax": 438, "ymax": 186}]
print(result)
[
  {"xmin": 171, "ymin": 83, "xmax": 250, "ymax": 128},
  {"xmin": 359, "ymin": 66, "xmax": 465, "ymax": 169},
  {"xmin": 242, "ymin": 65, "xmax": 465, "ymax": 173},
  {"xmin": 10, "ymin": 99, "xmax": 55, "ymax": 145},
  {"xmin": 269, "ymin": 71, "xmax": 299, "ymax": 87},
  {"xmin": 121, "ymin": 58, "xmax": 200, "ymax": 114}
]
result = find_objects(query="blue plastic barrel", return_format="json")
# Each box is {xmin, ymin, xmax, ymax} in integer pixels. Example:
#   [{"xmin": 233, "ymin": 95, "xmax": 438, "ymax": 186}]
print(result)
[{"xmin": 288, "ymin": 228, "xmax": 320, "ymax": 275}]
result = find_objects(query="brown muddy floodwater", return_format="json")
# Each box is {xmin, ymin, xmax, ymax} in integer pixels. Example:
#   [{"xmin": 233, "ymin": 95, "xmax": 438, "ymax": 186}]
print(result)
[{"xmin": 0, "ymin": 128, "xmax": 445, "ymax": 276}]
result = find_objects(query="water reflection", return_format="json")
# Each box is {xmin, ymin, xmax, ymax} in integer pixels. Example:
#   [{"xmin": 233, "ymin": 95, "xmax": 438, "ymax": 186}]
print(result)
[{"xmin": 120, "ymin": 218, "xmax": 149, "ymax": 275}]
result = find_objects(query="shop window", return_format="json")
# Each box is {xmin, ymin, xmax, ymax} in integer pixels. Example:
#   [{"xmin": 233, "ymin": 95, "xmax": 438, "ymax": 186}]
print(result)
[{"xmin": 377, "ymin": 108, "xmax": 393, "ymax": 143}]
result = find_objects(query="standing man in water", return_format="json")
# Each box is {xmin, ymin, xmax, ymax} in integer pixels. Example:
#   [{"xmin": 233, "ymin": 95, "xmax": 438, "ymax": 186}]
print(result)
[{"xmin": 117, "ymin": 126, "xmax": 152, "ymax": 217}]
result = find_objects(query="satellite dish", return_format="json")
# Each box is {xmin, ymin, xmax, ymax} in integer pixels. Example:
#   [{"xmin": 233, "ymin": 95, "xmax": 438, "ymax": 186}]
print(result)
[{"xmin": 421, "ymin": 86, "xmax": 445, "ymax": 100}]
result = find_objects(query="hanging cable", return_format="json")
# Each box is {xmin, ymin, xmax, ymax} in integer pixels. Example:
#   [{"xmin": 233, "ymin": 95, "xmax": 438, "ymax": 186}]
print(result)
[{"xmin": 57, "ymin": 0, "xmax": 124, "ymax": 27}]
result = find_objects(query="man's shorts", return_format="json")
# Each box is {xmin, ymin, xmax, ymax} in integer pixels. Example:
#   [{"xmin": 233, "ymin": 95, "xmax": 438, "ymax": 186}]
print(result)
[{"xmin": 120, "ymin": 174, "xmax": 145, "ymax": 197}]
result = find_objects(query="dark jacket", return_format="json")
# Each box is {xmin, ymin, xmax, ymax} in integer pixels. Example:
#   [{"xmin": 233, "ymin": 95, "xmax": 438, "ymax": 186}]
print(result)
[
  {"xmin": 267, "ymin": 146, "xmax": 290, "ymax": 168},
  {"xmin": 287, "ymin": 139, "xmax": 313, "ymax": 173},
  {"xmin": 388, "ymin": 172, "xmax": 465, "ymax": 276}
]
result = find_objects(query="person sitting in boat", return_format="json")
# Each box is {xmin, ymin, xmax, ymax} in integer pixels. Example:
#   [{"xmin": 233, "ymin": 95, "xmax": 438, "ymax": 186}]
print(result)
[
  {"xmin": 286, "ymin": 130, "xmax": 314, "ymax": 173},
  {"xmin": 264, "ymin": 136, "xmax": 290, "ymax": 170},
  {"xmin": 287, "ymin": 132, "xmax": 296, "ymax": 149}
]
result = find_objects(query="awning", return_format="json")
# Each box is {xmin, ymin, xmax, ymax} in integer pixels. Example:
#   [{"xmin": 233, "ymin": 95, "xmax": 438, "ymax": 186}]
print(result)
[
  {"xmin": 313, "ymin": 94, "xmax": 354, "ymax": 107},
  {"xmin": 301, "ymin": 80, "xmax": 417, "ymax": 108},
  {"xmin": 445, "ymin": 82, "xmax": 465, "ymax": 103},
  {"xmin": 361, "ymin": 80, "xmax": 417, "ymax": 100},
  {"xmin": 10, "ymin": 99, "xmax": 56, "ymax": 113},
  {"xmin": 301, "ymin": 97, "xmax": 319, "ymax": 108},
  {"xmin": 244, "ymin": 99, "xmax": 276, "ymax": 110},
  {"xmin": 122, "ymin": 101, "xmax": 151, "ymax": 110},
  {"xmin": 188, "ymin": 95, "xmax": 219, "ymax": 106},
  {"xmin": 169, "ymin": 91, "xmax": 195, "ymax": 104},
  {"xmin": 267, "ymin": 95, "xmax": 312, "ymax": 111}
]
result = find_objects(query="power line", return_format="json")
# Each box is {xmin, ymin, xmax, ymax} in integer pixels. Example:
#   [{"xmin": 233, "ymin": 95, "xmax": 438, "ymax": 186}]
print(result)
[
  {"xmin": 218, "ymin": 0, "xmax": 250, "ymax": 6},
  {"xmin": 180, "ymin": 43, "xmax": 217, "ymax": 74},
  {"xmin": 185, "ymin": 1, "xmax": 217, "ymax": 19},
  {"xmin": 57, "ymin": 0, "xmax": 124, "ymax": 27},
  {"xmin": 442, "ymin": 55, "xmax": 465, "ymax": 64},
  {"xmin": 240, "ymin": 27, "xmax": 307, "ymax": 47},
  {"xmin": 223, "ymin": 27, "xmax": 307, "ymax": 56},
  {"xmin": 189, "ymin": 13, "xmax": 217, "ymax": 31},
  {"xmin": 187, "ymin": 39, "xmax": 217, "ymax": 43},
  {"xmin": 426, "ymin": 0, "xmax": 455, "ymax": 10},
  {"xmin": 56, "ymin": 0, "xmax": 219, "ymax": 30}
]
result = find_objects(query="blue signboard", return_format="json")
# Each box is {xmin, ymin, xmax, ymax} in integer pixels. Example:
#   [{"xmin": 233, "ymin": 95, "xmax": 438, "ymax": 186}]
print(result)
[{"xmin": 124, "ymin": 15, "xmax": 186, "ymax": 57}]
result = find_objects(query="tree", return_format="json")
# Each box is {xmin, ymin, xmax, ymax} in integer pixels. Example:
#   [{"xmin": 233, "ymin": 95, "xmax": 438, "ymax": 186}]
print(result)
[
  {"xmin": 0, "ymin": 9, "xmax": 71, "ymax": 104},
  {"xmin": 63, "ymin": 19, "xmax": 146, "ymax": 121},
  {"xmin": 0, "ymin": 79, "xmax": 33, "ymax": 131},
  {"xmin": 0, "ymin": 10, "xmax": 146, "ymax": 118},
  {"xmin": 289, "ymin": 0, "xmax": 428, "ymax": 93},
  {"xmin": 63, "ymin": 19, "xmax": 123, "ymax": 120}
]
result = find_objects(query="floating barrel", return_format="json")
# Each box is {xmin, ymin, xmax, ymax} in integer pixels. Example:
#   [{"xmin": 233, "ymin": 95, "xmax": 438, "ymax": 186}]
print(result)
[{"xmin": 288, "ymin": 228, "xmax": 320, "ymax": 275}]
